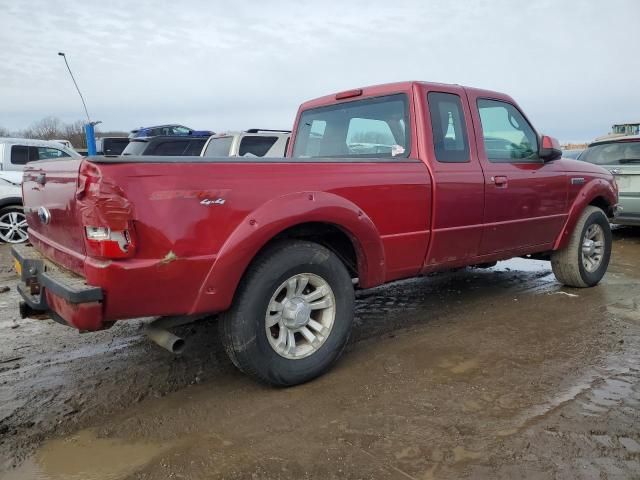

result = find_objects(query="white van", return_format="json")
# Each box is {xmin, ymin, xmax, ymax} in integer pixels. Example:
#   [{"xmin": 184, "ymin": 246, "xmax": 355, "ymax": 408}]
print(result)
[{"xmin": 0, "ymin": 138, "xmax": 81, "ymax": 243}]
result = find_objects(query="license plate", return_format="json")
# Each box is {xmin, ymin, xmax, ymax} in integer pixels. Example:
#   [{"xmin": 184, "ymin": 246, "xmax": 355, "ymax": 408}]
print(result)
[{"xmin": 14, "ymin": 259, "xmax": 22, "ymax": 277}]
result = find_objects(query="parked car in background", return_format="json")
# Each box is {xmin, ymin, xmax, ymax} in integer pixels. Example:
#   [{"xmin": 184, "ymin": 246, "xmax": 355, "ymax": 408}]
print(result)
[
  {"xmin": 578, "ymin": 135, "xmax": 640, "ymax": 226},
  {"xmin": 13, "ymin": 81, "xmax": 617, "ymax": 386},
  {"xmin": 0, "ymin": 138, "xmax": 80, "ymax": 244},
  {"xmin": 95, "ymin": 137, "xmax": 129, "ymax": 156},
  {"xmin": 202, "ymin": 129, "xmax": 290, "ymax": 158},
  {"xmin": 0, "ymin": 138, "xmax": 80, "ymax": 171},
  {"xmin": 562, "ymin": 149, "xmax": 583, "ymax": 159},
  {"xmin": 121, "ymin": 135, "xmax": 208, "ymax": 156},
  {"xmin": 129, "ymin": 124, "xmax": 214, "ymax": 139}
]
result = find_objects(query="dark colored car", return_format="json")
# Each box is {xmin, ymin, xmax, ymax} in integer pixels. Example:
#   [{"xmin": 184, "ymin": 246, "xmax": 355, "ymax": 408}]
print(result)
[
  {"xmin": 95, "ymin": 137, "xmax": 130, "ymax": 156},
  {"xmin": 121, "ymin": 136, "xmax": 208, "ymax": 156},
  {"xmin": 129, "ymin": 124, "xmax": 214, "ymax": 139}
]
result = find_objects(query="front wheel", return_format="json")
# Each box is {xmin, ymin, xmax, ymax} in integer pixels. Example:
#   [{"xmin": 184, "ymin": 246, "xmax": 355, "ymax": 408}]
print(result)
[
  {"xmin": 219, "ymin": 240, "xmax": 355, "ymax": 386},
  {"xmin": 551, "ymin": 206, "xmax": 612, "ymax": 287}
]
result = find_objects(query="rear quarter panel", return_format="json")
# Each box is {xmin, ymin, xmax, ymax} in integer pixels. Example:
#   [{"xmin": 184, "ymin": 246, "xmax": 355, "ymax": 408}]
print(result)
[{"xmin": 92, "ymin": 159, "xmax": 431, "ymax": 319}]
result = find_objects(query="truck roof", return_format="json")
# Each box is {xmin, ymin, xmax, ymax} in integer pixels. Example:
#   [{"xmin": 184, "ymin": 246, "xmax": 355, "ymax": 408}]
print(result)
[{"xmin": 298, "ymin": 81, "xmax": 515, "ymax": 111}]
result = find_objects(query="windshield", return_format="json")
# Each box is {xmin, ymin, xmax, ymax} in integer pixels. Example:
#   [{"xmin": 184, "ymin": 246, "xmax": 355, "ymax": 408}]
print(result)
[
  {"xmin": 292, "ymin": 94, "xmax": 410, "ymax": 158},
  {"xmin": 579, "ymin": 141, "xmax": 640, "ymax": 165},
  {"xmin": 203, "ymin": 136, "xmax": 233, "ymax": 157}
]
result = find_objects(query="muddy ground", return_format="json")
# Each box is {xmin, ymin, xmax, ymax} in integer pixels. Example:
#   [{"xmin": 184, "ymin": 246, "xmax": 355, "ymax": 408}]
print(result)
[{"xmin": 0, "ymin": 228, "xmax": 639, "ymax": 479}]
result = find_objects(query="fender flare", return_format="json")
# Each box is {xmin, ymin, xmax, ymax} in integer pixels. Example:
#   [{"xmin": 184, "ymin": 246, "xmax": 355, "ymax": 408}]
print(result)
[
  {"xmin": 190, "ymin": 191, "xmax": 386, "ymax": 313},
  {"xmin": 553, "ymin": 178, "xmax": 617, "ymax": 250}
]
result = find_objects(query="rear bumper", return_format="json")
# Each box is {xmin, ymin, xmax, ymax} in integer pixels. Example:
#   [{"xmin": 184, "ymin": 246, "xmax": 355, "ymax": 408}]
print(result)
[
  {"xmin": 613, "ymin": 213, "xmax": 640, "ymax": 226},
  {"xmin": 11, "ymin": 244, "xmax": 106, "ymax": 331},
  {"xmin": 613, "ymin": 195, "xmax": 640, "ymax": 226}
]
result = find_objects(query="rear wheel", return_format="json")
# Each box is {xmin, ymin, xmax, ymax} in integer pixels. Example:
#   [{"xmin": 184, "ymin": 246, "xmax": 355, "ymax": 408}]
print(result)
[
  {"xmin": 0, "ymin": 206, "xmax": 28, "ymax": 244},
  {"xmin": 219, "ymin": 240, "xmax": 355, "ymax": 386},
  {"xmin": 551, "ymin": 206, "xmax": 612, "ymax": 287}
]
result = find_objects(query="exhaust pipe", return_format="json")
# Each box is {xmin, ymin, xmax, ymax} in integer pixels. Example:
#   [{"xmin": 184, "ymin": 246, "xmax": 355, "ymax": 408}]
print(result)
[
  {"xmin": 146, "ymin": 327, "xmax": 185, "ymax": 354},
  {"xmin": 144, "ymin": 315, "xmax": 207, "ymax": 355}
]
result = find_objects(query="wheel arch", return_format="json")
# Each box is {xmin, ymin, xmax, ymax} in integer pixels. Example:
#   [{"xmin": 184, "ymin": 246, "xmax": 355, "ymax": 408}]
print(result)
[
  {"xmin": 190, "ymin": 191, "xmax": 386, "ymax": 314},
  {"xmin": 553, "ymin": 179, "xmax": 616, "ymax": 251}
]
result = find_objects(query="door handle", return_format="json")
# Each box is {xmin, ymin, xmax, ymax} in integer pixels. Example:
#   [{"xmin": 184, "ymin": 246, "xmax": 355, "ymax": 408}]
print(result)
[{"xmin": 492, "ymin": 175, "xmax": 508, "ymax": 187}]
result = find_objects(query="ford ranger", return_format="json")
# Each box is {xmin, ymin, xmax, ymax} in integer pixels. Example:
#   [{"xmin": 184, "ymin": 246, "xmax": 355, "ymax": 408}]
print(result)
[{"xmin": 12, "ymin": 81, "xmax": 618, "ymax": 386}]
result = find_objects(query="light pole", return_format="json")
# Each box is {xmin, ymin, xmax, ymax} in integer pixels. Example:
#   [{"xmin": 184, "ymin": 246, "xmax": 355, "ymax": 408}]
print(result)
[{"xmin": 57, "ymin": 52, "xmax": 100, "ymax": 155}]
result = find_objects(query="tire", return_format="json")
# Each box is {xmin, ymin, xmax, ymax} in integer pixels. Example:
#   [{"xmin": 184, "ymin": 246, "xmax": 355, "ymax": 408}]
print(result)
[
  {"xmin": 219, "ymin": 240, "xmax": 355, "ymax": 387},
  {"xmin": 551, "ymin": 206, "xmax": 612, "ymax": 287},
  {"xmin": 0, "ymin": 206, "xmax": 28, "ymax": 244}
]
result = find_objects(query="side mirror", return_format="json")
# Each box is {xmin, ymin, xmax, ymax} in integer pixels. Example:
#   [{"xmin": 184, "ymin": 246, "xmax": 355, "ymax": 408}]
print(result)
[{"xmin": 539, "ymin": 135, "xmax": 562, "ymax": 162}]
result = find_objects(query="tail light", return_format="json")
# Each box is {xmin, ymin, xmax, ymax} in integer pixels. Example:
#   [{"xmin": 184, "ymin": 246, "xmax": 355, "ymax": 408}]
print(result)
[
  {"xmin": 85, "ymin": 226, "xmax": 135, "ymax": 259},
  {"xmin": 77, "ymin": 160, "xmax": 136, "ymax": 259}
]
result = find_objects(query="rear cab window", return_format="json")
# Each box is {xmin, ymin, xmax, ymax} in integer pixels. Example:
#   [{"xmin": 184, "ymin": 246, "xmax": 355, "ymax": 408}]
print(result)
[{"xmin": 292, "ymin": 94, "xmax": 410, "ymax": 158}]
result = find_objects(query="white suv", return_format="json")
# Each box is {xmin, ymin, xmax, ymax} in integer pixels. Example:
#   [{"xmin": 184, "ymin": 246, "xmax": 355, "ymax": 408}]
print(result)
[
  {"xmin": 201, "ymin": 129, "xmax": 290, "ymax": 158},
  {"xmin": 0, "ymin": 138, "xmax": 80, "ymax": 243}
]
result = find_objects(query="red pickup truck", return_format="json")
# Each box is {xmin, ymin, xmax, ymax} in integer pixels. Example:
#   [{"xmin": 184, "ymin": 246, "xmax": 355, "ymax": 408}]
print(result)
[{"xmin": 13, "ymin": 81, "xmax": 617, "ymax": 386}]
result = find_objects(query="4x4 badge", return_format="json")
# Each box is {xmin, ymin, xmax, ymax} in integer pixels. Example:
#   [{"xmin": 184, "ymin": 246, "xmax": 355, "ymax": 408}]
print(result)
[{"xmin": 200, "ymin": 198, "xmax": 226, "ymax": 206}]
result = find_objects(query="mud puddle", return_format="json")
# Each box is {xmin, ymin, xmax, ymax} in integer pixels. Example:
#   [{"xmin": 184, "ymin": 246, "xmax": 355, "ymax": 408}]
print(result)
[{"xmin": 2, "ymin": 430, "xmax": 171, "ymax": 480}]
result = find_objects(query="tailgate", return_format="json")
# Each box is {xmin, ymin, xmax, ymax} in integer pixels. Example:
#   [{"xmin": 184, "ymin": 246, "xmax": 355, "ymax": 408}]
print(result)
[
  {"xmin": 22, "ymin": 158, "xmax": 87, "ymax": 271},
  {"xmin": 611, "ymin": 164, "xmax": 640, "ymax": 221},
  {"xmin": 611, "ymin": 165, "xmax": 640, "ymax": 193}
]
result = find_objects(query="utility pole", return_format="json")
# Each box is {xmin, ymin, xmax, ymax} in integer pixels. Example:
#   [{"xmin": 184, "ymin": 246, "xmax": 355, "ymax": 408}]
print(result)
[{"xmin": 57, "ymin": 52, "xmax": 100, "ymax": 155}]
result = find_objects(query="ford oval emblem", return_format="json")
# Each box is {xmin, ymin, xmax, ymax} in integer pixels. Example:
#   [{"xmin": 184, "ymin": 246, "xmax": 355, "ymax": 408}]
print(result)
[{"xmin": 37, "ymin": 206, "xmax": 51, "ymax": 225}]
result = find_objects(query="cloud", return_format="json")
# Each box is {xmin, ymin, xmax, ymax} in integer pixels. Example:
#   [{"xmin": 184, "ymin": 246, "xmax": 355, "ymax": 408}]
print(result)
[{"xmin": 0, "ymin": 0, "xmax": 638, "ymax": 142}]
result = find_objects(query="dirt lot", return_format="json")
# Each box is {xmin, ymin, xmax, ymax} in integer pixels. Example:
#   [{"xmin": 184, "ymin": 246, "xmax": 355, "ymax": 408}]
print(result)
[{"xmin": 0, "ymin": 228, "xmax": 639, "ymax": 479}]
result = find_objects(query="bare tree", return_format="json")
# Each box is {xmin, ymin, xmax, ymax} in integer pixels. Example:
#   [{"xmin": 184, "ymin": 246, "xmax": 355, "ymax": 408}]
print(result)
[
  {"xmin": 64, "ymin": 120, "xmax": 87, "ymax": 149},
  {"xmin": 12, "ymin": 117, "xmax": 129, "ymax": 149},
  {"xmin": 23, "ymin": 116, "xmax": 64, "ymax": 140},
  {"xmin": 0, "ymin": 126, "xmax": 11, "ymax": 137}
]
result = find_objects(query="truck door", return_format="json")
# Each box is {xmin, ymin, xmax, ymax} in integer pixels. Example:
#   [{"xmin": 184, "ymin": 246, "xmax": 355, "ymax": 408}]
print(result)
[
  {"xmin": 467, "ymin": 94, "xmax": 567, "ymax": 254},
  {"xmin": 420, "ymin": 85, "xmax": 486, "ymax": 270}
]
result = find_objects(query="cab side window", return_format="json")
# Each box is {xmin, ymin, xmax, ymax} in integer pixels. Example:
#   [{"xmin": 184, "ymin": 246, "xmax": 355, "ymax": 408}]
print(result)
[
  {"xmin": 427, "ymin": 92, "xmax": 470, "ymax": 163},
  {"xmin": 10, "ymin": 145, "xmax": 30, "ymax": 164},
  {"xmin": 477, "ymin": 99, "xmax": 538, "ymax": 163}
]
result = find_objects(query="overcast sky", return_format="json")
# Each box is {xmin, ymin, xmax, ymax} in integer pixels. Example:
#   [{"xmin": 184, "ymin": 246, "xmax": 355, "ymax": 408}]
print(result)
[{"xmin": 1, "ymin": 0, "xmax": 638, "ymax": 142}]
